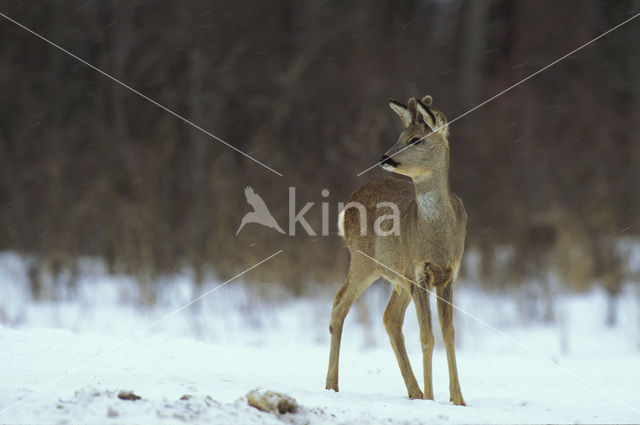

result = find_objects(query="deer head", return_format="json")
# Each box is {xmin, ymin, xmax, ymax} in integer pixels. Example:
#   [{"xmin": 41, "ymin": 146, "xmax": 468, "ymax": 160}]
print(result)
[{"xmin": 380, "ymin": 95, "xmax": 450, "ymax": 181}]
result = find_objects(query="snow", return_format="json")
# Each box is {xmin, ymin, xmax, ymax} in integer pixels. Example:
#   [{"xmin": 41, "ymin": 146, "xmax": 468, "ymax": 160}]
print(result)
[{"xmin": 1, "ymin": 252, "xmax": 639, "ymax": 424}]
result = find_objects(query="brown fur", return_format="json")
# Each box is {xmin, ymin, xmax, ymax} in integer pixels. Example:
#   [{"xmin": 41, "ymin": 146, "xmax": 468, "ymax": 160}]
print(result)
[{"xmin": 325, "ymin": 96, "xmax": 467, "ymax": 405}]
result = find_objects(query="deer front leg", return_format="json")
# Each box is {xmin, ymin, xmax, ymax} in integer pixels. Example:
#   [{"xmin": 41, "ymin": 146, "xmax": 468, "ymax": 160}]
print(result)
[
  {"xmin": 436, "ymin": 283, "xmax": 466, "ymax": 406},
  {"xmin": 411, "ymin": 277, "xmax": 434, "ymax": 400},
  {"xmin": 383, "ymin": 287, "xmax": 422, "ymax": 399}
]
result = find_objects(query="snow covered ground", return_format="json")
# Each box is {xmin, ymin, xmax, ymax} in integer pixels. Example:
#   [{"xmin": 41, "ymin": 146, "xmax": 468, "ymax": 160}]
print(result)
[{"xmin": 1, "ymin": 253, "xmax": 639, "ymax": 424}]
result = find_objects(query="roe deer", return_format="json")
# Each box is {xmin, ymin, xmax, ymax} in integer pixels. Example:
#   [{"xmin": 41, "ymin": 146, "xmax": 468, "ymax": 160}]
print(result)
[{"xmin": 325, "ymin": 95, "xmax": 467, "ymax": 405}]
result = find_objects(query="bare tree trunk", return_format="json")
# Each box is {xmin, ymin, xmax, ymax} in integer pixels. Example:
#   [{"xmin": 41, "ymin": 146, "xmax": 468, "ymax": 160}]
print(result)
[
  {"xmin": 188, "ymin": 47, "xmax": 208, "ymax": 285},
  {"xmin": 630, "ymin": 0, "xmax": 640, "ymax": 229},
  {"xmin": 460, "ymin": 0, "xmax": 489, "ymax": 105}
]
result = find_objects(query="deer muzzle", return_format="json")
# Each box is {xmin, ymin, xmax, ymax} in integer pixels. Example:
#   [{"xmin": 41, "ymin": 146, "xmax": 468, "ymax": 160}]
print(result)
[{"xmin": 380, "ymin": 155, "xmax": 400, "ymax": 169}]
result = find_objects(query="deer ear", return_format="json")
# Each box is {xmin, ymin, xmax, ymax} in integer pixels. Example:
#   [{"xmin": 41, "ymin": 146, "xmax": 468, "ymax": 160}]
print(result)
[
  {"xmin": 416, "ymin": 99, "xmax": 436, "ymax": 130},
  {"xmin": 421, "ymin": 95, "xmax": 433, "ymax": 106},
  {"xmin": 389, "ymin": 100, "xmax": 412, "ymax": 127},
  {"xmin": 417, "ymin": 98, "xmax": 449, "ymax": 137}
]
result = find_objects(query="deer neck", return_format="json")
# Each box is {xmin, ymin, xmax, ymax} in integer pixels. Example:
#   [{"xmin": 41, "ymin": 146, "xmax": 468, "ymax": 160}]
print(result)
[{"xmin": 413, "ymin": 167, "xmax": 450, "ymax": 220}]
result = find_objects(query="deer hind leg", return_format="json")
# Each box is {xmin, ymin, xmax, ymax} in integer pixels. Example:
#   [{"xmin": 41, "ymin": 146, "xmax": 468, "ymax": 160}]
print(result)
[
  {"xmin": 383, "ymin": 287, "xmax": 423, "ymax": 399},
  {"xmin": 436, "ymin": 282, "xmax": 466, "ymax": 406},
  {"xmin": 411, "ymin": 270, "xmax": 435, "ymax": 400},
  {"xmin": 325, "ymin": 257, "xmax": 377, "ymax": 392}
]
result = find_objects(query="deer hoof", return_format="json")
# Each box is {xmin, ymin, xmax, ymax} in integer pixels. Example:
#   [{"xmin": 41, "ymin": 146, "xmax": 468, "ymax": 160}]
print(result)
[
  {"xmin": 325, "ymin": 384, "xmax": 339, "ymax": 392},
  {"xmin": 408, "ymin": 389, "xmax": 424, "ymax": 400},
  {"xmin": 451, "ymin": 395, "xmax": 466, "ymax": 406}
]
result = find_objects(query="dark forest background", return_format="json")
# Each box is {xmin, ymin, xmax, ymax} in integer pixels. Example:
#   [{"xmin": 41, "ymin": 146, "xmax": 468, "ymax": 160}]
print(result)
[{"xmin": 1, "ymin": 1, "xmax": 639, "ymax": 318}]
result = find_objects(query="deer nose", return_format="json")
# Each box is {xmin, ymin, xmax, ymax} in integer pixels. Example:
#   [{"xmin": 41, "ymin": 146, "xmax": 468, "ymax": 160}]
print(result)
[{"xmin": 379, "ymin": 155, "xmax": 399, "ymax": 167}]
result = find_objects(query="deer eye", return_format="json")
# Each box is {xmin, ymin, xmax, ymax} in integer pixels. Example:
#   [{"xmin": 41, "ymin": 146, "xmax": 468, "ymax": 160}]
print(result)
[{"xmin": 409, "ymin": 137, "xmax": 423, "ymax": 145}]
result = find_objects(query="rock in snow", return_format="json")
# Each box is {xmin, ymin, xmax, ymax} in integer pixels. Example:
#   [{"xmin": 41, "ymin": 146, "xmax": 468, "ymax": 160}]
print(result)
[{"xmin": 246, "ymin": 389, "xmax": 299, "ymax": 415}]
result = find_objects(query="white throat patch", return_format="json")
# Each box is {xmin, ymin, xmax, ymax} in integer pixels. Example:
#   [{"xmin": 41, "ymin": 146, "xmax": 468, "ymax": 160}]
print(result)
[{"xmin": 417, "ymin": 191, "xmax": 441, "ymax": 218}]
